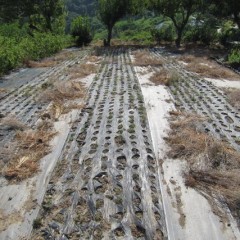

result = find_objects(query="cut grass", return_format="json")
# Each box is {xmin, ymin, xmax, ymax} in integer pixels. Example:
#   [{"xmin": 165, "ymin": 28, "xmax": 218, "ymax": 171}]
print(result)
[
  {"xmin": 167, "ymin": 112, "xmax": 240, "ymax": 222},
  {"xmin": 133, "ymin": 50, "xmax": 163, "ymax": 67},
  {"xmin": 3, "ymin": 121, "xmax": 56, "ymax": 180},
  {"xmin": 178, "ymin": 54, "xmax": 239, "ymax": 80},
  {"xmin": 150, "ymin": 69, "xmax": 179, "ymax": 86}
]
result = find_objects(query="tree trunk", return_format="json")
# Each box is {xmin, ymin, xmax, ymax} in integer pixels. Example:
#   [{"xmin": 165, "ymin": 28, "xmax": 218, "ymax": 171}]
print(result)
[
  {"xmin": 175, "ymin": 28, "xmax": 183, "ymax": 48},
  {"xmin": 106, "ymin": 25, "xmax": 113, "ymax": 46},
  {"xmin": 46, "ymin": 14, "xmax": 52, "ymax": 32}
]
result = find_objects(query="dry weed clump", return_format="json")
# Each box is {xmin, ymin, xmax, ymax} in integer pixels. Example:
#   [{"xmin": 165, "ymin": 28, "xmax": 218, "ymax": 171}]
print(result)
[
  {"xmin": 39, "ymin": 80, "xmax": 85, "ymax": 118},
  {"xmin": 69, "ymin": 63, "xmax": 97, "ymax": 80},
  {"xmin": 26, "ymin": 51, "xmax": 75, "ymax": 68},
  {"xmin": 150, "ymin": 69, "xmax": 179, "ymax": 86},
  {"xmin": 86, "ymin": 55, "xmax": 101, "ymax": 63},
  {"xmin": 178, "ymin": 54, "xmax": 239, "ymax": 80},
  {"xmin": 26, "ymin": 60, "xmax": 57, "ymax": 68},
  {"xmin": 0, "ymin": 116, "xmax": 26, "ymax": 131},
  {"xmin": 3, "ymin": 121, "xmax": 56, "ymax": 180},
  {"xmin": 0, "ymin": 88, "xmax": 7, "ymax": 93},
  {"xmin": 41, "ymin": 81, "xmax": 85, "ymax": 103},
  {"xmin": 225, "ymin": 88, "xmax": 240, "ymax": 109},
  {"xmin": 167, "ymin": 112, "xmax": 240, "ymax": 222},
  {"xmin": 133, "ymin": 50, "xmax": 164, "ymax": 67}
]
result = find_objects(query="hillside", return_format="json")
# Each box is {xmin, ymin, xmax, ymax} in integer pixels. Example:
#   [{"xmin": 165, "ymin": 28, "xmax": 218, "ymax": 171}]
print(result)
[{"xmin": 66, "ymin": 0, "xmax": 97, "ymax": 16}]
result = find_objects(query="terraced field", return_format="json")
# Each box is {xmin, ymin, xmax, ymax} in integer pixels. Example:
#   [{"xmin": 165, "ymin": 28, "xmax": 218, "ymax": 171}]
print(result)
[{"xmin": 0, "ymin": 47, "xmax": 240, "ymax": 240}]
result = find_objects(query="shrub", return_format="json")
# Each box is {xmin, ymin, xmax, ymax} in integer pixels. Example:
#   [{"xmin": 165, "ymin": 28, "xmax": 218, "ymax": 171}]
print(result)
[
  {"xmin": 0, "ymin": 23, "xmax": 71, "ymax": 76},
  {"xmin": 184, "ymin": 16, "xmax": 218, "ymax": 45},
  {"xmin": 151, "ymin": 22, "xmax": 175, "ymax": 44},
  {"xmin": 218, "ymin": 21, "xmax": 240, "ymax": 46},
  {"xmin": 71, "ymin": 16, "xmax": 92, "ymax": 47},
  {"xmin": 228, "ymin": 47, "xmax": 240, "ymax": 67}
]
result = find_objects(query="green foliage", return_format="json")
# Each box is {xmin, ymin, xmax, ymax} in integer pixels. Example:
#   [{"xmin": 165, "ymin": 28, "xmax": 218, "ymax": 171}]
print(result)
[
  {"xmin": 32, "ymin": 0, "xmax": 66, "ymax": 34},
  {"xmin": 184, "ymin": 15, "xmax": 219, "ymax": 45},
  {"xmin": 71, "ymin": 16, "xmax": 92, "ymax": 46},
  {"xmin": 98, "ymin": 0, "xmax": 129, "ymax": 45},
  {"xmin": 151, "ymin": 21, "xmax": 175, "ymax": 43},
  {"xmin": 149, "ymin": 0, "xmax": 203, "ymax": 47},
  {"xmin": 97, "ymin": 0, "xmax": 144, "ymax": 45},
  {"xmin": 0, "ymin": 0, "xmax": 37, "ymax": 23},
  {"xmin": 0, "ymin": 23, "xmax": 71, "ymax": 76},
  {"xmin": 93, "ymin": 16, "xmax": 164, "ymax": 45},
  {"xmin": 228, "ymin": 47, "xmax": 240, "ymax": 66},
  {"xmin": 210, "ymin": 0, "xmax": 240, "ymax": 29},
  {"xmin": 218, "ymin": 21, "xmax": 240, "ymax": 45}
]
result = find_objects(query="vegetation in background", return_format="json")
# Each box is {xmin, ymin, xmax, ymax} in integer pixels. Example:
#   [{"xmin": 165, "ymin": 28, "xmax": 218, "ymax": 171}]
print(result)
[
  {"xmin": 149, "ymin": 0, "xmax": 203, "ymax": 47},
  {"xmin": 183, "ymin": 14, "xmax": 219, "ymax": 45},
  {"xmin": 0, "ymin": 0, "xmax": 71, "ymax": 76},
  {"xmin": 0, "ymin": 23, "xmax": 71, "ymax": 76},
  {"xmin": 71, "ymin": 16, "xmax": 92, "ymax": 46},
  {"xmin": 210, "ymin": 0, "xmax": 240, "ymax": 30},
  {"xmin": 151, "ymin": 20, "xmax": 175, "ymax": 44},
  {"xmin": 228, "ymin": 47, "xmax": 240, "ymax": 67},
  {"xmin": 114, "ymin": 16, "xmax": 163, "ymax": 44},
  {"xmin": 97, "ymin": 0, "xmax": 131, "ymax": 46}
]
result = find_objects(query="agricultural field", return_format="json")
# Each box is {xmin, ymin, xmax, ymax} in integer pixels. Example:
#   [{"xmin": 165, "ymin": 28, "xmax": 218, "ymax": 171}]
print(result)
[{"xmin": 0, "ymin": 45, "xmax": 239, "ymax": 240}]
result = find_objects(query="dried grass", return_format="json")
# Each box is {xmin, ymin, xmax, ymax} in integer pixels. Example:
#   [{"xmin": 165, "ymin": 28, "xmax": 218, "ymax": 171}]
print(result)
[
  {"xmin": 26, "ymin": 60, "xmax": 57, "ymax": 68},
  {"xmin": 0, "ymin": 116, "xmax": 26, "ymax": 131},
  {"xmin": 0, "ymin": 88, "xmax": 7, "ymax": 93},
  {"xmin": 39, "ymin": 80, "xmax": 85, "ymax": 119},
  {"xmin": 26, "ymin": 51, "xmax": 75, "ymax": 68},
  {"xmin": 86, "ymin": 55, "xmax": 101, "ymax": 63},
  {"xmin": 41, "ymin": 81, "xmax": 85, "ymax": 103},
  {"xmin": 69, "ymin": 63, "xmax": 97, "ymax": 80},
  {"xmin": 150, "ymin": 69, "xmax": 179, "ymax": 86},
  {"xmin": 133, "ymin": 50, "xmax": 164, "ymax": 67},
  {"xmin": 178, "ymin": 54, "xmax": 239, "ymax": 80},
  {"xmin": 3, "ymin": 121, "xmax": 56, "ymax": 180},
  {"xmin": 225, "ymin": 88, "xmax": 240, "ymax": 109},
  {"xmin": 167, "ymin": 112, "xmax": 240, "ymax": 222}
]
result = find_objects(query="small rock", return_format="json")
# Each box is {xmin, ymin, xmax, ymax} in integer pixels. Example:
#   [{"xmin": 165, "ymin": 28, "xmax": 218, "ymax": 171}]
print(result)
[{"xmin": 49, "ymin": 222, "xmax": 59, "ymax": 230}]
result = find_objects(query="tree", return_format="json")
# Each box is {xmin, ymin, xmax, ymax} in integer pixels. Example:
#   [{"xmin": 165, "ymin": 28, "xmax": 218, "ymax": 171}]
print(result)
[
  {"xmin": 97, "ymin": 0, "xmax": 128, "ymax": 46},
  {"xmin": 149, "ymin": 0, "xmax": 203, "ymax": 47},
  {"xmin": 97, "ymin": 0, "xmax": 145, "ymax": 46},
  {"xmin": 209, "ymin": 0, "xmax": 240, "ymax": 29},
  {"xmin": 71, "ymin": 16, "xmax": 92, "ymax": 46},
  {"xmin": 0, "ymin": 0, "xmax": 37, "ymax": 23},
  {"xmin": 36, "ymin": 0, "xmax": 66, "ymax": 32}
]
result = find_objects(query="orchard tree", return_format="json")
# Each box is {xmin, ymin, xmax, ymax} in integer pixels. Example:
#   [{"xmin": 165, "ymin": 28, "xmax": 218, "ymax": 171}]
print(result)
[
  {"xmin": 98, "ymin": 0, "xmax": 129, "ymax": 46},
  {"xmin": 37, "ymin": 0, "xmax": 66, "ymax": 32},
  {"xmin": 97, "ymin": 0, "xmax": 145, "ymax": 46},
  {"xmin": 149, "ymin": 0, "xmax": 203, "ymax": 47},
  {"xmin": 71, "ymin": 16, "xmax": 92, "ymax": 46}
]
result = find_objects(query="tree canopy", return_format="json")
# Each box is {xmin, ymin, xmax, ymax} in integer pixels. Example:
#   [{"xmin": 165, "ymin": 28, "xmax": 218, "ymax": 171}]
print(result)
[{"xmin": 149, "ymin": 0, "xmax": 203, "ymax": 47}]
